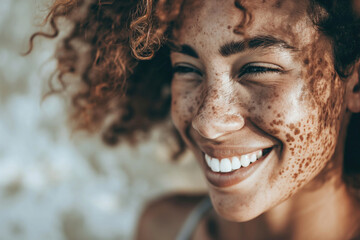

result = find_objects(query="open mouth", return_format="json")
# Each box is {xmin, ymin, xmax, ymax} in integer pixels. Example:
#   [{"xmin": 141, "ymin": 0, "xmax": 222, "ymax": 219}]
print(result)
[
  {"xmin": 204, "ymin": 147, "xmax": 273, "ymax": 173},
  {"xmin": 203, "ymin": 147, "xmax": 274, "ymax": 188}
]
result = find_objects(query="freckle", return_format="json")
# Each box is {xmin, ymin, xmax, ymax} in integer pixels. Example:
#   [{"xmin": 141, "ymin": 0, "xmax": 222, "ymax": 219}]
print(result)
[
  {"xmin": 306, "ymin": 133, "xmax": 312, "ymax": 141},
  {"xmin": 248, "ymin": 107, "xmax": 255, "ymax": 112},
  {"xmin": 227, "ymin": 25, "xmax": 231, "ymax": 29},
  {"xmin": 300, "ymin": 135, "xmax": 304, "ymax": 141},
  {"xmin": 277, "ymin": 113, "xmax": 281, "ymax": 118},
  {"xmin": 286, "ymin": 133, "xmax": 295, "ymax": 142},
  {"xmin": 254, "ymin": 116, "xmax": 265, "ymax": 124},
  {"xmin": 270, "ymin": 129, "xmax": 280, "ymax": 134},
  {"xmin": 308, "ymin": 65, "xmax": 315, "ymax": 77},
  {"xmin": 294, "ymin": 128, "xmax": 300, "ymax": 135},
  {"xmin": 267, "ymin": 105, "xmax": 271, "ymax": 109},
  {"xmin": 273, "ymin": 0, "xmax": 284, "ymax": 8},
  {"xmin": 309, "ymin": 77, "xmax": 315, "ymax": 86},
  {"xmin": 315, "ymin": 70, "xmax": 323, "ymax": 78}
]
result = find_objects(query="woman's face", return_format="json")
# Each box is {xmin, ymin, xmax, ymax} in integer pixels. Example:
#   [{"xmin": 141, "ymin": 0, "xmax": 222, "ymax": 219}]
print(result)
[{"xmin": 170, "ymin": 0, "xmax": 347, "ymax": 221}]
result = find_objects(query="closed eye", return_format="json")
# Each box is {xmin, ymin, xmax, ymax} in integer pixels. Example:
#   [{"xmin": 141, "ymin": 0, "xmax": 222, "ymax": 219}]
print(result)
[
  {"xmin": 238, "ymin": 64, "xmax": 283, "ymax": 78},
  {"xmin": 172, "ymin": 64, "xmax": 203, "ymax": 77}
]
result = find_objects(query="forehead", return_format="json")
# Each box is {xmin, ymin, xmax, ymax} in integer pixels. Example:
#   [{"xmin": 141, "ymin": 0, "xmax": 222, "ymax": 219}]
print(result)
[{"xmin": 173, "ymin": 0, "xmax": 316, "ymax": 50}]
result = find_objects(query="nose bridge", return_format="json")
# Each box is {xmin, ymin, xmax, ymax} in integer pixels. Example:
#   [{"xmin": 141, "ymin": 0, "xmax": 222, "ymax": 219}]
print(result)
[
  {"xmin": 192, "ymin": 80, "xmax": 245, "ymax": 139},
  {"xmin": 201, "ymin": 85, "xmax": 229, "ymax": 115}
]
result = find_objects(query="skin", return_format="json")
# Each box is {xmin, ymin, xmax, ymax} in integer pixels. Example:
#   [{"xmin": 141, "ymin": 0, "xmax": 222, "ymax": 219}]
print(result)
[{"xmin": 170, "ymin": 0, "xmax": 360, "ymax": 239}]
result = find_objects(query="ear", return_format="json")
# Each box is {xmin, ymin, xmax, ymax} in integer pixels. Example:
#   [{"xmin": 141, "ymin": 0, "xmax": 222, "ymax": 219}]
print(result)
[{"xmin": 347, "ymin": 62, "xmax": 360, "ymax": 113}]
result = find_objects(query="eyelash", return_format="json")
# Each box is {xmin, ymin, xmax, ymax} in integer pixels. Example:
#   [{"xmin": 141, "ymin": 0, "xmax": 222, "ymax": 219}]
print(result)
[
  {"xmin": 238, "ymin": 65, "xmax": 282, "ymax": 78},
  {"xmin": 172, "ymin": 65, "xmax": 203, "ymax": 77},
  {"xmin": 172, "ymin": 64, "xmax": 282, "ymax": 78}
]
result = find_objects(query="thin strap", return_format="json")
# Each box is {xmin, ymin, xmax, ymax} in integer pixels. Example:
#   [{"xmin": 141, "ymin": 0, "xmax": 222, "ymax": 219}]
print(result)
[{"xmin": 176, "ymin": 196, "xmax": 212, "ymax": 240}]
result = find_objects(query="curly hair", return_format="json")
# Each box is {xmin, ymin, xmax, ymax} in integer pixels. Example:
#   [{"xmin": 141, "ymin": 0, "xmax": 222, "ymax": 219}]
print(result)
[{"xmin": 30, "ymin": 0, "xmax": 360, "ymax": 186}]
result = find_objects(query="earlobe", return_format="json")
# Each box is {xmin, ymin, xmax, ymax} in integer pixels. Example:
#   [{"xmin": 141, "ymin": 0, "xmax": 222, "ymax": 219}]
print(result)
[{"xmin": 347, "ymin": 63, "xmax": 360, "ymax": 113}]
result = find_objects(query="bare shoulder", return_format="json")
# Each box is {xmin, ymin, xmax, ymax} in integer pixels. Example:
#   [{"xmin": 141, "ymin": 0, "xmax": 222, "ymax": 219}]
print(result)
[{"xmin": 135, "ymin": 193, "xmax": 207, "ymax": 240}]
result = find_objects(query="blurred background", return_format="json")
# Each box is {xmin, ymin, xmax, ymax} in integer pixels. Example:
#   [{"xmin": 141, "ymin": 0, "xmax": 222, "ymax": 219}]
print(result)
[{"xmin": 0, "ymin": 0, "xmax": 206, "ymax": 239}]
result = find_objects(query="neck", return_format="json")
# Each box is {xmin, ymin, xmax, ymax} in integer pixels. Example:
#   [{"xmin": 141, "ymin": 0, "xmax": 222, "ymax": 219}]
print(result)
[{"xmin": 262, "ymin": 175, "xmax": 360, "ymax": 240}]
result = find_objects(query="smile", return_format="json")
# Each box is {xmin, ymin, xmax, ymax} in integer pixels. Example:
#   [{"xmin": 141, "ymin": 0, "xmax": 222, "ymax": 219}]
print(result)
[
  {"xmin": 205, "ymin": 148, "xmax": 271, "ymax": 173},
  {"xmin": 203, "ymin": 147, "xmax": 274, "ymax": 187}
]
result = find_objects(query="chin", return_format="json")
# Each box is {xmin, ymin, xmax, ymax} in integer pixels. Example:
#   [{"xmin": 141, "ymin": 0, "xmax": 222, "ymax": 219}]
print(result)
[
  {"xmin": 212, "ymin": 202, "xmax": 265, "ymax": 222},
  {"xmin": 209, "ymin": 190, "xmax": 269, "ymax": 222}
]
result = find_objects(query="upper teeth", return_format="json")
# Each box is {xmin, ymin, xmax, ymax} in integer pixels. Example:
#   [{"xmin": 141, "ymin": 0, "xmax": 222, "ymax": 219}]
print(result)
[{"xmin": 205, "ymin": 150, "xmax": 263, "ymax": 173}]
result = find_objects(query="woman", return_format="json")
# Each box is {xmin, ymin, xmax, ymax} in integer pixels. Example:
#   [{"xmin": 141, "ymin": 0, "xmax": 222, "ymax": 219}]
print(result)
[{"xmin": 32, "ymin": 0, "xmax": 360, "ymax": 239}]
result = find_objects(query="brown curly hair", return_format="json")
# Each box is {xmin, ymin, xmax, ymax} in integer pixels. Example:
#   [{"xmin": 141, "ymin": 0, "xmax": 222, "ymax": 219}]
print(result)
[{"xmin": 29, "ymin": 0, "xmax": 360, "ymax": 186}]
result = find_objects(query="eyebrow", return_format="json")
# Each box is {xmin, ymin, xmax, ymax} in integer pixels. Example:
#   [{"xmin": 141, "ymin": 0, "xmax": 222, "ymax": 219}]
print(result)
[
  {"xmin": 219, "ymin": 35, "xmax": 298, "ymax": 57},
  {"xmin": 169, "ymin": 35, "xmax": 297, "ymax": 59},
  {"xmin": 169, "ymin": 43, "xmax": 199, "ymax": 58}
]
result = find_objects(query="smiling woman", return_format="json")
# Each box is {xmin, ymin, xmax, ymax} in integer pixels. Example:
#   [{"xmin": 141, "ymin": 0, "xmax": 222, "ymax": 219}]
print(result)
[{"xmin": 32, "ymin": 0, "xmax": 360, "ymax": 239}]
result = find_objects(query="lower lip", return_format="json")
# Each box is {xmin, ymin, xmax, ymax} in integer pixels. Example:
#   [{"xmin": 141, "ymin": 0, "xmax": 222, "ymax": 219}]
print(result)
[{"xmin": 203, "ymin": 148, "xmax": 273, "ymax": 188}]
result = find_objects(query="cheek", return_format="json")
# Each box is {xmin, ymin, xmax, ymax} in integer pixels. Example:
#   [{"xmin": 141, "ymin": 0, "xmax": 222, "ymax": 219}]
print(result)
[
  {"xmin": 170, "ymin": 84, "xmax": 199, "ymax": 131},
  {"xmin": 305, "ymin": 65, "xmax": 345, "ymax": 137},
  {"xmin": 246, "ymin": 76, "xmax": 343, "ymax": 198},
  {"xmin": 300, "ymin": 42, "xmax": 346, "ymax": 159},
  {"xmin": 270, "ymin": 45, "xmax": 346, "ymax": 197},
  {"xmin": 246, "ymin": 83, "xmax": 306, "ymax": 140}
]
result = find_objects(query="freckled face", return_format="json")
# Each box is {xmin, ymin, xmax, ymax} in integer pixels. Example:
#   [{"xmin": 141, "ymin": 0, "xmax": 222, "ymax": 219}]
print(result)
[{"xmin": 170, "ymin": 0, "xmax": 347, "ymax": 221}]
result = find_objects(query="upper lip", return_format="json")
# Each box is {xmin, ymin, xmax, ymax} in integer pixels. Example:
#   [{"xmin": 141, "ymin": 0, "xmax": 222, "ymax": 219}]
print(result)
[
  {"xmin": 187, "ymin": 121, "xmax": 279, "ymax": 159},
  {"xmin": 201, "ymin": 145, "xmax": 274, "ymax": 159}
]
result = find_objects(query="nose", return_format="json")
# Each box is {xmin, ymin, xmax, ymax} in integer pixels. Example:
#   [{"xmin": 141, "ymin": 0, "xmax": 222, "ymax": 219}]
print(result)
[{"xmin": 192, "ymin": 88, "xmax": 245, "ymax": 140}]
